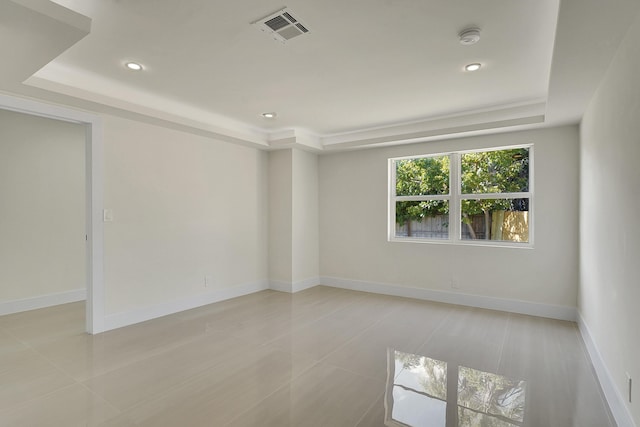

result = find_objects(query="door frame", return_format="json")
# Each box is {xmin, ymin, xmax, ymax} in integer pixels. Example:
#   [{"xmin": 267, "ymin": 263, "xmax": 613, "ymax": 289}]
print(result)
[{"xmin": 0, "ymin": 93, "xmax": 105, "ymax": 334}]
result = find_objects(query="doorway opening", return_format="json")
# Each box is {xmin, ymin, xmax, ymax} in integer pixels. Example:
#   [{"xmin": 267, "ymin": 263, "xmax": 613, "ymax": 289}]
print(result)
[{"xmin": 0, "ymin": 93, "xmax": 104, "ymax": 334}]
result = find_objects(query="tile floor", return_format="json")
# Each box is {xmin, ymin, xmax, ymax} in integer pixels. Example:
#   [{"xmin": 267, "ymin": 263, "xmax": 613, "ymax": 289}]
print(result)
[{"xmin": 0, "ymin": 286, "xmax": 614, "ymax": 426}]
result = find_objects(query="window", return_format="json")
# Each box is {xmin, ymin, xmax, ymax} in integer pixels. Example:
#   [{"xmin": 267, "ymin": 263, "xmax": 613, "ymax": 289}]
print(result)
[{"xmin": 389, "ymin": 145, "xmax": 532, "ymax": 246}]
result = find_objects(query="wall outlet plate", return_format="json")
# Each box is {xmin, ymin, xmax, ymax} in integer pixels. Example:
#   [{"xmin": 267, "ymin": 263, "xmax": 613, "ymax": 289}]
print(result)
[{"xmin": 205, "ymin": 275, "xmax": 213, "ymax": 288}]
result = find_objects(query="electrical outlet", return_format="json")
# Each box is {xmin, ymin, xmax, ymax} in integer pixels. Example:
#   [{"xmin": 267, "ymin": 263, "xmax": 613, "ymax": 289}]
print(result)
[
  {"xmin": 626, "ymin": 372, "xmax": 632, "ymax": 403},
  {"xmin": 451, "ymin": 279, "xmax": 459, "ymax": 289},
  {"xmin": 204, "ymin": 275, "xmax": 213, "ymax": 288}
]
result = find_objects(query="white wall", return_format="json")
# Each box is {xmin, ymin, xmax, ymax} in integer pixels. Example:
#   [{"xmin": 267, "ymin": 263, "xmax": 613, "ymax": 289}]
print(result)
[
  {"xmin": 102, "ymin": 115, "xmax": 268, "ymax": 315},
  {"xmin": 268, "ymin": 148, "xmax": 319, "ymax": 288},
  {"xmin": 291, "ymin": 149, "xmax": 319, "ymax": 283},
  {"xmin": 268, "ymin": 149, "xmax": 293, "ymax": 284},
  {"xmin": 580, "ymin": 10, "xmax": 640, "ymax": 425},
  {"xmin": 319, "ymin": 126, "xmax": 579, "ymax": 309},
  {"xmin": 0, "ymin": 109, "xmax": 85, "ymax": 302}
]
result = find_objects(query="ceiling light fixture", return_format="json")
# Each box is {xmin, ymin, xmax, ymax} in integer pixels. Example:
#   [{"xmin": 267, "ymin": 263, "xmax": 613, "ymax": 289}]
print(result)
[
  {"xmin": 125, "ymin": 62, "xmax": 143, "ymax": 71},
  {"xmin": 459, "ymin": 28, "xmax": 481, "ymax": 45},
  {"xmin": 465, "ymin": 63, "xmax": 482, "ymax": 72},
  {"xmin": 262, "ymin": 112, "xmax": 277, "ymax": 119}
]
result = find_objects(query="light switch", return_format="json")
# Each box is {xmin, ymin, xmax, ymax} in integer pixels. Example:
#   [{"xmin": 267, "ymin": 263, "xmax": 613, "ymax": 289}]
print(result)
[{"xmin": 103, "ymin": 209, "xmax": 114, "ymax": 222}]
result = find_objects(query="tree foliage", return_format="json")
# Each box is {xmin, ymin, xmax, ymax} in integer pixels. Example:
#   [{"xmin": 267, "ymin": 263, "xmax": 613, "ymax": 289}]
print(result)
[
  {"xmin": 395, "ymin": 156, "xmax": 450, "ymax": 225},
  {"xmin": 460, "ymin": 148, "xmax": 529, "ymax": 217},
  {"xmin": 458, "ymin": 365, "xmax": 526, "ymax": 425},
  {"xmin": 395, "ymin": 149, "xmax": 529, "ymax": 226}
]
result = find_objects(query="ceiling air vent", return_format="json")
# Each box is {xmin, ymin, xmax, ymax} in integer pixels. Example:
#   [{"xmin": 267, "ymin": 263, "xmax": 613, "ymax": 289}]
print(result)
[{"xmin": 253, "ymin": 8, "xmax": 310, "ymax": 43}]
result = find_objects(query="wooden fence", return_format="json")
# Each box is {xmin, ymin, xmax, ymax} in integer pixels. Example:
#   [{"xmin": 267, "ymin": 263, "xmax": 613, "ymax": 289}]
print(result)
[{"xmin": 396, "ymin": 211, "xmax": 528, "ymax": 242}]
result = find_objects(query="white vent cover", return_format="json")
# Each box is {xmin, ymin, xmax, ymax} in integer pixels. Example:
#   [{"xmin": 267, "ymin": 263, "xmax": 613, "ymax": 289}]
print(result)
[{"xmin": 253, "ymin": 8, "xmax": 310, "ymax": 43}]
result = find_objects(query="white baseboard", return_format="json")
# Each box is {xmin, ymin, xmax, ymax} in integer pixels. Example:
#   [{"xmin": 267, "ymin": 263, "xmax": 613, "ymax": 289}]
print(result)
[
  {"xmin": 578, "ymin": 313, "xmax": 636, "ymax": 427},
  {"xmin": 320, "ymin": 276, "xmax": 577, "ymax": 321},
  {"xmin": 0, "ymin": 288, "xmax": 86, "ymax": 316},
  {"xmin": 269, "ymin": 277, "xmax": 320, "ymax": 293},
  {"xmin": 103, "ymin": 280, "xmax": 269, "ymax": 332}
]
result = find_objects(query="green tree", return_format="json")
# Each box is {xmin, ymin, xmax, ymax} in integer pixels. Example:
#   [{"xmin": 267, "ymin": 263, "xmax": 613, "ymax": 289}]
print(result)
[
  {"xmin": 460, "ymin": 148, "xmax": 528, "ymax": 239},
  {"xmin": 395, "ymin": 148, "xmax": 529, "ymax": 240},
  {"xmin": 395, "ymin": 156, "xmax": 450, "ymax": 236}
]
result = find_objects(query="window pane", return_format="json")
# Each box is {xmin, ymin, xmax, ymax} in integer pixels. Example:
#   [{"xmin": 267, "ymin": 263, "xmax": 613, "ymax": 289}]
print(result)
[
  {"xmin": 461, "ymin": 199, "xmax": 529, "ymax": 242},
  {"xmin": 396, "ymin": 156, "xmax": 450, "ymax": 196},
  {"xmin": 396, "ymin": 201, "xmax": 449, "ymax": 239},
  {"xmin": 461, "ymin": 148, "xmax": 529, "ymax": 194}
]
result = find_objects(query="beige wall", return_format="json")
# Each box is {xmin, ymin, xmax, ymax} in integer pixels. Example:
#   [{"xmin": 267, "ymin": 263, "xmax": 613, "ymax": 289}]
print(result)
[
  {"xmin": 268, "ymin": 148, "xmax": 319, "ymax": 286},
  {"xmin": 319, "ymin": 125, "xmax": 579, "ymax": 307},
  {"xmin": 0, "ymin": 109, "xmax": 85, "ymax": 302},
  {"xmin": 103, "ymin": 115, "xmax": 268, "ymax": 314},
  {"xmin": 268, "ymin": 149, "xmax": 293, "ymax": 283},
  {"xmin": 580, "ymin": 10, "xmax": 640, "ymax": 425},
  {"xmin": 291, "ymin": 149, "xmax": 319, "ymax": 283}
]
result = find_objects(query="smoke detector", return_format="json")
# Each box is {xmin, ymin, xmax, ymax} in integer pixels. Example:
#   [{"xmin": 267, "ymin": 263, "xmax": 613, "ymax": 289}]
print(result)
[
  {"xmin": 253, "ymin": 8, "xmax": 310, "ymax": 43},
  {"xmin": 459, "ymin": 28, "xmax": 481, "ymax": 45}
]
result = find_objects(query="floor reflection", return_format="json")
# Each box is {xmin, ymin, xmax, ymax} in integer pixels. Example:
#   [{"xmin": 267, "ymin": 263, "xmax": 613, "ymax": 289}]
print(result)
[{"xmin": 385, "ymin": 349, "xmax": 526, "ymax": 427}]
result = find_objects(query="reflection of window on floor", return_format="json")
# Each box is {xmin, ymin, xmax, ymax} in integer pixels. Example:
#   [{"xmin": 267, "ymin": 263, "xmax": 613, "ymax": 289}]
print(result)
[{"xmin": 385, "ymin": 350, "xmax": 526, "ymax": 427}]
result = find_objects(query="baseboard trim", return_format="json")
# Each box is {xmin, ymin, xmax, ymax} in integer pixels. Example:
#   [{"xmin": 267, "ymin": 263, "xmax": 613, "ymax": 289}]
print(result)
[
  {"xmin": 320, "ymin": 276, "xmax": 577, "ymax": 321},
  {"xmin": 103, "ymin": 280, "xmax": 269, "ymax": 332},
  {"xmin": 269, "ymin": 277, "xmax": 320, "ymax": 294},
  {"xmin": 0, "ymin": 288, "xmax": 86, "ymax": 316},
  {"xmin": 578, "ymin": 313, "xmax": 636, "ymax": 427}
]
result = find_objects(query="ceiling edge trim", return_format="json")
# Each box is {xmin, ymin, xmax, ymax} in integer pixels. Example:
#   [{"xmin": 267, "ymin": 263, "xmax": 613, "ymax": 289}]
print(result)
[
  {"xmin": 321, "ymin": 102, "xmax": 547, "ymax": 147},
  {"xmin": 25, "ymin": 66, "xmax": 269, "ymax": 148},
  {"xmin": 321, "ymin": 115, "xmax": 546, "ymax": 151}
]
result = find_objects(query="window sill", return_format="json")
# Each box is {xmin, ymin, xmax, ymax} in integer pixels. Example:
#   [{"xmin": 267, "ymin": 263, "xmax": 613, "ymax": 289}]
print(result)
[{"xmin": 388, "ymin": 237, "xmax": 534, "ymax": 249}]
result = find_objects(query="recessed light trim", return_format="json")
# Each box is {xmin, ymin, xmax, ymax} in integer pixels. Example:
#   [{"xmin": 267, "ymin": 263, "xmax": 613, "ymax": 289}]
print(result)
[
  {"xmin": 262, "ymin": 112, "xmax": 277, "ymax": 119},
  {"xmin": 125, "ymin": 62, "xmax": 143, "ymax": 71},
  {"xmin": 465, "ymin": 63, "xmax": 482, "ymax": 72}
]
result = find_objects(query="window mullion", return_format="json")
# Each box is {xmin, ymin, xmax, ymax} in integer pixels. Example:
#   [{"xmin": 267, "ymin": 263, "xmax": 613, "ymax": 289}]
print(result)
[
  {"xmin": 459, "ymin": 192, "xmax": 531, "ymax": 200},
  {"xmin": 389, "ymin": 159, "xmax": 396, "ymax": 240},
  {"xmin": 395, "ymin": 194, "xmax": 451, "ymax": 202},
  {"xmin": 450, "ymin": 153, "xmax": 460, "ymax": 242}
]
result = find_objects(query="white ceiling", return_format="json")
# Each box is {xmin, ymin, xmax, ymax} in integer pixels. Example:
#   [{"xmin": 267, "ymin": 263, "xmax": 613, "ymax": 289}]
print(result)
[{"xmin": 3, "ymin": 0, "xmax": 640, "ymax": 150}]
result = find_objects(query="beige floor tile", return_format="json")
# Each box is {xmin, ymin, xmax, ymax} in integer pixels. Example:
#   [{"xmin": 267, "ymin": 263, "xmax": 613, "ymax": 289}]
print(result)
[
  {"xmin": 0, "ymin": 287, "xmax": 617, "ymax": 427},
  {"xmin": 0, "ymin": 384, "xmax": 120, "ymax": 427},
  {"xmin": 0, "ymin": 348, "xmax": 76, "ymax": 411},
  {"xmin": 0, "ymin": 329, "xmax": 28, "ymax": 356},
  {"xmin": 355, "ymin": 394, "xmax": 387, "ymax": 427},
  {"xmin": 0, "ymin": 302, "xmax": 86, "ymax": 346},
  {"xmin": 498, "ymin": 314, "xmax": 615, "ymax": 427},
  {"xmin": 323, "ymin": 300, "xmax": 452, "ymax": 380},
  {"xmin": 267, "ymin": 307, "xmax": 379, "ymax": 360},
  {"xmin": 226, "ymin": 362, "xmax": 385, "ymax": 427},
  {"xmin": 33, "ymin": 314, "xmax": 217, "ymax": 381},
  {"xmin": 84, "ymin": 331, "xmax": 253, "ymax": 410},
  {"xmin": 121, "ymin": 346, "xmax": 317, "ymax": 426},
  {"xmin": 173, "ymin": 289, "xmax": 288, "ymax": 321},
  {"xmin": 417, "ymin": 307, "xmax": 511, "ymax": 374}
]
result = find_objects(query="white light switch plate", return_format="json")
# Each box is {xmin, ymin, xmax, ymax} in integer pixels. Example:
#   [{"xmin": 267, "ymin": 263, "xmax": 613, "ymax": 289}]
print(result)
[{"xmin": 103, "ymin": 209, "xmax": 114, "ymax": 222}]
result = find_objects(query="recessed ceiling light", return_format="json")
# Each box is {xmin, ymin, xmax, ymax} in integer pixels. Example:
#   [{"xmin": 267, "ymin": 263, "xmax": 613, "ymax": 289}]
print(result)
[
  {"xmin": 125, "ymin": 62, "xmax": 143, "ymax": 71},
  {"xmin": 465, "ymin": 63, "xmax": 482, "ymax": 72},
  {"xmin": 262, "ymin": 112, "xmax": 277, "ymax": 118}
]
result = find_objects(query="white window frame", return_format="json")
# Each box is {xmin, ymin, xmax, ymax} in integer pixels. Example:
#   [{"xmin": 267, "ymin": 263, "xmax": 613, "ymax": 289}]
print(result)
[{"xmin": 388, "ymin": 144, "xmax": 534, "ymax": 248}]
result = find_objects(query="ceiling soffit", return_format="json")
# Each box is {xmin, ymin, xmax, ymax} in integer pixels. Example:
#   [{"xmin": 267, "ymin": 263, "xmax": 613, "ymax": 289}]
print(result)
[{"xmin": 5, "ymin": 0, "xmax": 640, "ymax": 151}]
